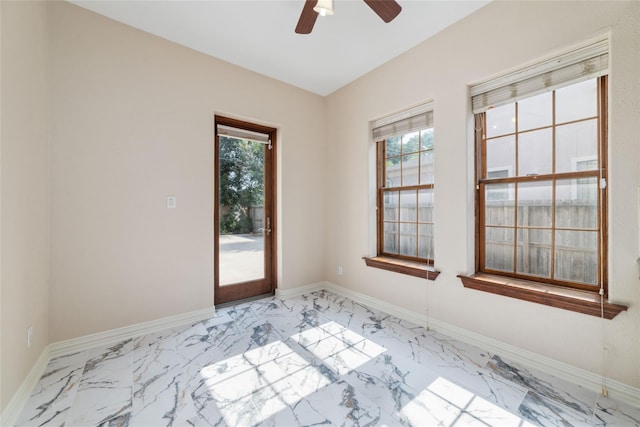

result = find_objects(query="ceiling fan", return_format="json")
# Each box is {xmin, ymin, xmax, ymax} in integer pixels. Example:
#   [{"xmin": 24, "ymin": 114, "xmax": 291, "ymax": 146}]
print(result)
[{"xmin": 295, "ymin": 0, "xmax": 402, "ymax": 34}]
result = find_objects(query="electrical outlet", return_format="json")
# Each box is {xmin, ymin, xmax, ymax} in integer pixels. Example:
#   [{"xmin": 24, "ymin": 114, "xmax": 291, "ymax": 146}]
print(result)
[
  {"xmin": 27, "ymin": 326, "xmax": 33, "ymax": 348},
  {"xmin": 337, "ymin": 265, "xmax": 343, "ymax": 276}
]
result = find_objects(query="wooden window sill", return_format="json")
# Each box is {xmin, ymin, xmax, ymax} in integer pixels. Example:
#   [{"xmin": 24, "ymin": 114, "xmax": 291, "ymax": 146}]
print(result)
[
  {"xmin": 458, "ymin": 273, "xmax": 627, "ymax": 319},
  {"xmin": 363, "ymin": 256, "xmax": 440, "ymax": 280}
]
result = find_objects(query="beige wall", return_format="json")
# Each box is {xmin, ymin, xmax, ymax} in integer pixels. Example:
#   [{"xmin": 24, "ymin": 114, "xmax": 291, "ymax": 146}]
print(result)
[
  {"xmin": 3, "ymin": 0, "xmax": 640, "ymax": 413},
  {"xmin": 0, "ymin": 0, "xmax": 50, "ymax": 412},
  {"xmin": 48, "ymin": 2, "xmax": 326, "ymax": 342},
  {"xmin": 325, "ymin": 0, "xmax": 640, "ymax": 388}
]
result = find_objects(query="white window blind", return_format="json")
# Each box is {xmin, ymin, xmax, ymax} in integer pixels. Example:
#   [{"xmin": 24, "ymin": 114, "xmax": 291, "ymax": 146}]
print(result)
[
  {"xmin": 471, "ymin": 39, "xmax": 609, "ymax": 113},
  {"xmin": 217, "ymin": 124, "xmax": 270, "ymax": 144},
  {"xmin": 371, "ymin": 102, "xmax": 434, "ymax": 141}
]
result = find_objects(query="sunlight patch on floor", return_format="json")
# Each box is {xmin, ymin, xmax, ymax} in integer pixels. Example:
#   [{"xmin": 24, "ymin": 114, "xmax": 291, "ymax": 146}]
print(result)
[
  {"xmin": 402, "ymin": 376, "xmax": 537, "ymax": 426},
  {"xmin": 200, "ymin": 321, "xmax": 385, "ymax": 425},
  {"xmin": 200, "ymin": 339, "xmax": 332, "ymax": 424},
  {"xmin": 292, "ymin": 321, "xmax": 387, "ymax": 375}
]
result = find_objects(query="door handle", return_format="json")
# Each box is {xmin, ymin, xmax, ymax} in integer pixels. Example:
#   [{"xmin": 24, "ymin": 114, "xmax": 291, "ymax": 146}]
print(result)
[{"xmin": 259, "ymin": 217, "xmax": 271, "ymax": 235}]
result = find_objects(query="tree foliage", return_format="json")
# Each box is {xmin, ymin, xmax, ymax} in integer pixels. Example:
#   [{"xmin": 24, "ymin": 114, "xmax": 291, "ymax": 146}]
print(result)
[
  {"xmin": 219, "ymin": 137, "xmax": 264, "ymax": 234},
  {"xmin": 386, "ymin": 129, "xmax": 434, "ymax": 166}
]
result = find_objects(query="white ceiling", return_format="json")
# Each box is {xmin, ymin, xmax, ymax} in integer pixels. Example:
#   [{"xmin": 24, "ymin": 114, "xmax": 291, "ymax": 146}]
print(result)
[{"xmin": 70, "ymin": 0, "xmax": 490, "ymax": 96}]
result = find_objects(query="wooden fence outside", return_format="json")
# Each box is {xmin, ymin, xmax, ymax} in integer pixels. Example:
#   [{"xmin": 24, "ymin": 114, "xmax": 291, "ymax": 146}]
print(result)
[
  {"xmin": 383, "ymin": 200, "xmax": 598, "ymax": 284},
  {"xmin": 484, "ymin": 201, "xmax": 598, "ymax": 284},
  {"xmin": 249, "ymin": 205, "xmax": 264, "ymax": 233}
]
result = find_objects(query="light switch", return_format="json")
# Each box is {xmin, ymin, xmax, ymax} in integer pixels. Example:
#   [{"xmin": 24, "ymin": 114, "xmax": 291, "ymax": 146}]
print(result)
[{"xmin": 166, "ymin": 195, "xmax": 177, "ymax": 208}]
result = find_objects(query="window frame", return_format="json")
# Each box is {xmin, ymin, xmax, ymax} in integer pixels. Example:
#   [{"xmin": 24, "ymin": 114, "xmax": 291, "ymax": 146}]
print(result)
[
  {"xmin": 474, "ymin": 75, "xmax": 609, "ymax": 295},
  {"xmin": 458, "ymin": 74, "xmax": 628, "ymax": 319},
  {"xmin": 364, "ymin": 105, "xmax": 440, "ymax": 280},
  {"xmin": 376, "ymin": 132, "xmax": 435, "ymax": 265}
]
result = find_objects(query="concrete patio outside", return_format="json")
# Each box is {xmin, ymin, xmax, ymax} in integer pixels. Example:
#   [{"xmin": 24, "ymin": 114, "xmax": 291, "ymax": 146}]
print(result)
[{"xmin": 219, "ymin": 234, "xmax": 265, "ymax": 285}]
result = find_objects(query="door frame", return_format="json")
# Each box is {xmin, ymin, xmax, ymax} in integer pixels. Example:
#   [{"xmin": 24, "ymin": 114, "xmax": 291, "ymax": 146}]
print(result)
[{"xmin": 213, "ymin": 115, "xmax": 277, "ymax": 305}]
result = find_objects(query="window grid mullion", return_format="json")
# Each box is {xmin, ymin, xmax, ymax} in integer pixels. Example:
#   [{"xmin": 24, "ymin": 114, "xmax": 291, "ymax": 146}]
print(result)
[
  {"xmin": 418, "ymin": 132, "xmax": 423, "ymax": 186},
  {"xmin": 484, "ymin": 115, "xmax": 597, "ymax": 143},
  {"xmin": 513, "ymin": 102, "xmax": 519, "ymax": 274},
  {"xmin": 396, "ymin": 190, "xmax": 401, "ymax": 255},
  {"xmin": 414, "ymin": 189, "xmax": 419, "ymax": 258},
  {"xmin": 550, "ymin": 90, "xmax": 558, "ymax": 281},
  {"xmin": 399, "ymin": 135, "xmax": 404, "ymax": 187},
  {"xmin": 480, "ymin": 114, "xmax": 487, "ymax": 270}
]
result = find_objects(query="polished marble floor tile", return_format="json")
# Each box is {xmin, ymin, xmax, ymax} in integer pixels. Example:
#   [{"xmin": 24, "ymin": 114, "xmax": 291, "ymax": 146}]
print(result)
[{"xmin": 14, "ymin": 290, "xmax": 640, "ymax": 427}]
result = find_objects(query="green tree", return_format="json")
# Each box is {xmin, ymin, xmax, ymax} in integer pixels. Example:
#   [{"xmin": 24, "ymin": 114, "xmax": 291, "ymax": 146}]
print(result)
[
  {"xmin": 386, "ymin": 129, "xmax": 433, "ymax": 167},
  {"xmin": 219, "ymin": 137, "xmax": 264, "ymax": 234}
]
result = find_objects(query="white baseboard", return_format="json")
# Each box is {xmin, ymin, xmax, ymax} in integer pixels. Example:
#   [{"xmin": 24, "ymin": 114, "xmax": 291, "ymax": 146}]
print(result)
[
  {"xmin": 0, "ymin": 346, "xmax": 50, "ymax": 427},
  {"xmin": 275, "ymin": 282, "xmax": 327, "ymax": 299},
  {"xmin": 322, "ymin": 282, "xmax": 640, "ymax": 409},
  {"xmin": 1, "ymin": 306, "xmax": 216, "ymax": 426},
  {"xmin": 49, "ymin": 306, "xmax": 216, "ymax": 358}
]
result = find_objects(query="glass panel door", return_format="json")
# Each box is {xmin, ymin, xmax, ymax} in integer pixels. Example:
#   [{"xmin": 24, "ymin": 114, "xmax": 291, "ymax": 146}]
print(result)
[
  {"xmin": 214, "ymin": 117, "xmax": 275, "ymax": 305},
  {"xmin": 218, "ymin": 137, "xmax": 265, "ymax": 285}
]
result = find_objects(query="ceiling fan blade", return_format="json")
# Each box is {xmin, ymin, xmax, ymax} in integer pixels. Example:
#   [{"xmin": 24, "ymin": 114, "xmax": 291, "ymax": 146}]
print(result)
[
  {"xmin": 363, "ymin": 0, "xmax": 402, "ymax": 23},
  {"xmin": 295, "ymin": 0, "xmax": 319, "ymax": 34}
]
